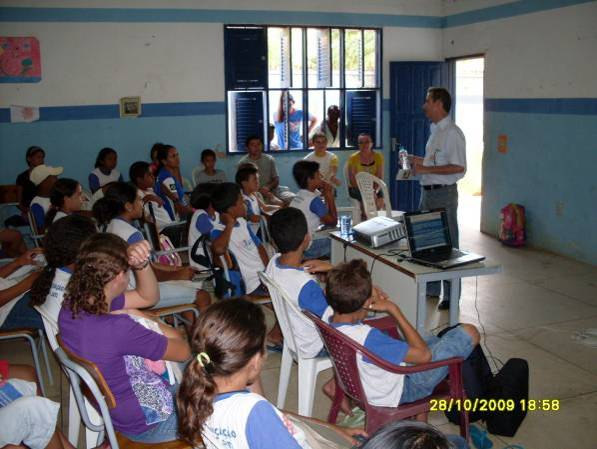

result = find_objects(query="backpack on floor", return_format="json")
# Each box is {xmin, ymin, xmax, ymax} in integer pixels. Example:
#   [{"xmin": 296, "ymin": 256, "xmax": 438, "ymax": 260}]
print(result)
[
  {"xmin": 439, "ymin": 327, "xmax": 494, "ymax": 425},
  {"xmin": 485, "ymin": 358, "xmax": 529, "ymax": 437},
  {"xmin": 499, "ymin": 204, "xmax": 526, "ymax": 247}
]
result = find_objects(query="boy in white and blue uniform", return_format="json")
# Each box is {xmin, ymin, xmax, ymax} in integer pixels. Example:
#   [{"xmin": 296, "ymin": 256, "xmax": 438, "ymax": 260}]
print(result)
[
  {"xmin": 265, "ymin": 207, "xmax": 333, "ymax": 359},
  {"xmin": 290, "ymin": 161, "xmax": 337, "ymax": 259},
  {"xmin": 188, "ymin": 183, "xmax": 220, "ymax": 270},
  {"xmin": 203, "ymin": 390, "xmax": 307, "ymax": 449},
  {"xmin": 236, "ymin": 163, "xmax": 264, "ymax": 235},
  {"xmin": 209, "ymin": 183, "xmax": 269, "ymax": 296},
  {"xmin": 325, "ymin": 259, "xmax": 480, "ymax": 407},
  {"xmin": 29, "ymin": 164, "xmax": 63, "ymax": 231}
]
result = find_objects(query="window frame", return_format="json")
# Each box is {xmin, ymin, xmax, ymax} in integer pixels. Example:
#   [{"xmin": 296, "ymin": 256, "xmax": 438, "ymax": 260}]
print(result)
[{"xmin": 224, "ymin": 24, "xmax": 383, "ymax": 154}]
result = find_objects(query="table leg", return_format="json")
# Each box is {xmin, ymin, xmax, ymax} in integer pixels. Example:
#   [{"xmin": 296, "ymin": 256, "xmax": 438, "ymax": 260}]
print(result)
[
  {"xmin": 449, "ymin": 278, "xmax": 461, "ymax": 326},
  {"xmin": 416, "ymin": 283, "xmax": 426, "ymax": 332}
]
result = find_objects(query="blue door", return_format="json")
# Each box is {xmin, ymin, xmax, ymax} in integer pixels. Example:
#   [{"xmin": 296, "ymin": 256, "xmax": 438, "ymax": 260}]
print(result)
[{"xmin": 389, "ymin": 62, "xmax": 452, "ymax": 212}]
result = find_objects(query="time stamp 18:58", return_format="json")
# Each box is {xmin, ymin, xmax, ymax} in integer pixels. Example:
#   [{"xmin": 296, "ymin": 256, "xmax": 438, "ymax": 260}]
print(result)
[{"xmin": 429, "ymin": 398, "xmax": 560, "ymax": 412}]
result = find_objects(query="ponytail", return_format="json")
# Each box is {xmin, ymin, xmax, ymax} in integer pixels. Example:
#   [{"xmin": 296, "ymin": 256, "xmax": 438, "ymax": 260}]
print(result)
[
  {"xmin": 177, "ymin": 299, "xmax": 266, "ymax": 445},
  {"xmin": 45, "ymin": 178, "xmax": 79, "ymax": 225},
  {"xmin": 30, "ymin": 215, "xmax": 97, "ymax": 306},
  {"xmin": 92, "ymin": 181, "xmax": 137, "ymax": 226}
]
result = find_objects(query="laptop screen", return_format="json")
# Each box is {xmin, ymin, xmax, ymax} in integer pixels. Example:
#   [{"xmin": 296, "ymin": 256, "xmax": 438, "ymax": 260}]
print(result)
[{"xmin": 406, "ymin": 211, "xmax": 450, "ymax": 252}]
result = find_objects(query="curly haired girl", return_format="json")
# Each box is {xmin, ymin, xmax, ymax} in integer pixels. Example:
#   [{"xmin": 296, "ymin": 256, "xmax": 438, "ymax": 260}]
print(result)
[{"xmin": 58, "ymin": 233, "xmax": 190, "ymax": 443}]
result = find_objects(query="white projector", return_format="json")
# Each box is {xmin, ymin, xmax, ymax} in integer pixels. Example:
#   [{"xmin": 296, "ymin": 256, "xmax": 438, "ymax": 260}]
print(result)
[{"xmin": 352, "ymin": 216, "xmax": 405, "ymax": 248}]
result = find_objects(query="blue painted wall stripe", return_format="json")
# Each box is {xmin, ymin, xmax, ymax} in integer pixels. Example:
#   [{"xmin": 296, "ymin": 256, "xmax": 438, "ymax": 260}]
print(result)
[
  {"xmin": 485, "ymin": 98, "xmax": 597, "ymax": 115},
  {"xmin": 0, "ymin": 7, "xmax": 441, "ymax": 28},
  {"xmin": 1, "ymin": 1, "xmax": 594, "ymax": 27},
  {"xmin": 0, "ymin": 102, "xmax": 228, "ymax": 123},
  {"xmin": 2, "ymin": 98, "xmax": 594, "ymax": 123},
  {"xmin": 443, "ymin": 0, "xmax": 595, "ymax": 28}
]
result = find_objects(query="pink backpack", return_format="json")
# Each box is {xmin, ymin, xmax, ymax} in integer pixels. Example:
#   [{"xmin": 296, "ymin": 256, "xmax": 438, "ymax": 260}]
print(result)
[
  {"xmin": 499, "ymin": 204, "xmax": 526, "ymax": 247},
  {"xmin": 157, "ymin": 234, "xmax": 183, "ymax": 266}
]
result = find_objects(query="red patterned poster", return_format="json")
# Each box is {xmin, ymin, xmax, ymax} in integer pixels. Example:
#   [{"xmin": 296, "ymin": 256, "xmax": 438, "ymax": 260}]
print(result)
[{"xmin": 0, "ymin": 37, "xmax": 41, "ymax": 83}]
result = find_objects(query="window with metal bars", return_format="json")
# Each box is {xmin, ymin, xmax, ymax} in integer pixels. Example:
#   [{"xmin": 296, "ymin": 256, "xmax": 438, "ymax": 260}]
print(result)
[{"xmin": 225, "ymin": 25, "xmax": 381, "ymax": 153}]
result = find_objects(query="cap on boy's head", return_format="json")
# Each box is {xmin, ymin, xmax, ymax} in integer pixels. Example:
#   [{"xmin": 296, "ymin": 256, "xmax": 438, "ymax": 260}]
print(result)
[
  {"xmin": 326, "ymin": 259, "xmax": 372, "ymax": 314},
  {"xmin": 269, "ymin": 207, "xmax": 308, "ymax": 253},
  {"xmin": 211, "ymin": 182, "xmax": 241, "ymax": 214},
  {"xmin": 30, "ymin": 164, "xmax": 63, "ymax": 186}
]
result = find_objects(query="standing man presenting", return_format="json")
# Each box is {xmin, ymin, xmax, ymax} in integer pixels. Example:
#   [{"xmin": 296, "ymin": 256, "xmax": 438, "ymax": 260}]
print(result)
[{"xmin": 411, "ymin": 87, "xmax": 466, "ymax": 310}]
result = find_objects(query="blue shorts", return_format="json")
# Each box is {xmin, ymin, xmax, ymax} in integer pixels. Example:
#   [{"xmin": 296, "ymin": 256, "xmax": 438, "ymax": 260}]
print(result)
[
  {"xmin": 0, "ymin": 292, "xmax": 44, "ymax": 331},
  {"xmin": 400, "ymin": 325, "xmax": 474, "ymax": 404}
]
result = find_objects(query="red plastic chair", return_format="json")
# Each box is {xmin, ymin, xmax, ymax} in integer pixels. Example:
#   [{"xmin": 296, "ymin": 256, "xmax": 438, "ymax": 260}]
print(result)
[{"xmin": 304, "ymin": 311, "xmax": 469, "ymax": 439}]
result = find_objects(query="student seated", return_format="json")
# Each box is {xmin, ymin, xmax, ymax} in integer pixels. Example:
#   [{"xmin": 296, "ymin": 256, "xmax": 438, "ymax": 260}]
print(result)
[
  {"xmin": 326, "ymin": 259, "xmax": 480, "ymax": 408},
  {"xmin": 188, "ymin": 183, "xmax": 220, "ymax": 271},
  {"xmin": 154, "ymin": 144, "xmax": 193, "ymax": 221},
  {"xmin": 304, "ymin": 131, "xmax": 341, "ymax": 188},
  {"xmin": 265, "ymin": 207, "xmax": 333, "ymax": 358},
  {"xmin": 209, "ymin": 182, "xmax": 269, "ymax": 297},
  {"xmin": 45, "ymin": 178, "xmax": 87, "ymax": 225},
  {"xmin": 361, "ymin": 420, "xmax": 469, "ymax": 449},
  {"xmin": 129, "ymin": 161, "xmax": 174, "ymax": 232},
  {"xmin": 29, "ymin": 164, "xmax": 63, "ymax": 231},
  {"xmin": 0, "ymin": 363, "xmax": 81, "ymax": 449},
  {"xmin": 58, "ymin": 234, "xmax": 191, "ymax": 444},
  {"xmin": 88, "ymin": 147, "xmax": 123, "ymax": 193},
  {"xmin": 16, "ymin": 145, "xmax": 45, "ymax": 212},
  {"xmin": 192, "ymin": 148, "xmax": 227, "ymax": 186},
  {"xmin": 0, "ymin": 248, "xmax": 43, "ymax": 332},
  {"xmin": 93, "ymin": 182, "xmax": 211, "ymax": 313},
  {"xmin": 30, "ymin": 215, "xmax": 98, "ymax": 337},
  {"xmin": 290, "ymin": 160, "xmax": 337, "ymax": 259},
  {"xmin": 236, "ymin": 163, "xmax": 280, "ymax": 235},
  {"xmin": 177, "ymin": 299, "xmax": 366, "ymax": 449}
]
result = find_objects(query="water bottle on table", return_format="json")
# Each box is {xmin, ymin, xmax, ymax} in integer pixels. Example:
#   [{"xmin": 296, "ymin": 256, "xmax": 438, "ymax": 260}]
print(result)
[{"xmin": 340, "ymin": 215, "xmax": 352, "ymax": 238}]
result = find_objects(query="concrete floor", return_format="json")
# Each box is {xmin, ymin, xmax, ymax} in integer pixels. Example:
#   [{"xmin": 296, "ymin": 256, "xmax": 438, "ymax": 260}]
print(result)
[{"xmin": 2, "ymin": 195, "xmax": 596, "ymax": 448}]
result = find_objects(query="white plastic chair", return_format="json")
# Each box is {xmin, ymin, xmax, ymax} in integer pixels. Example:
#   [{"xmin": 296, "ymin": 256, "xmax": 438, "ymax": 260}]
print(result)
[
  {"xmin": 258, "ymin": 271, "xmax": 332, "ymax": 417},
  {"xmin": 355, "ymin": 172, "xmax": 404, "ymax": 221},
  {"xmin": 342, "ymin": 161, "xmax": 362, "ymax": 225}
]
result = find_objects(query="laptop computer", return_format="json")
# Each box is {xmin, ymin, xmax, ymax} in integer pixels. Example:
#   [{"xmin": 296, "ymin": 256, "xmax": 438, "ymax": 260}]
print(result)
[{"xmin": 403, "ymin": 209, "xmax": 485, "ymax": 269}]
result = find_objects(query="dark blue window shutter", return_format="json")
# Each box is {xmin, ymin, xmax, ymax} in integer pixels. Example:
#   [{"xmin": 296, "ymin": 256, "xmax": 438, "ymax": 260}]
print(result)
[
  {"xmin": 346, "ymin": 90, "xmax": 378, "ymax": 147},
  {"xmin": 225, "ymin": 27, "xmax": 267, "ymax": 90},
  {"xmin": 234, "ymin": 92, "xmax": 264, "ymax": 151}
]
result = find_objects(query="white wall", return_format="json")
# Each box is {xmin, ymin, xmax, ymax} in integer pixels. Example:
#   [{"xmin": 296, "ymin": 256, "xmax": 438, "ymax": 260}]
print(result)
[{"xmin": 443, "ymin": 2, "xmax": 597, "ymax": 97}]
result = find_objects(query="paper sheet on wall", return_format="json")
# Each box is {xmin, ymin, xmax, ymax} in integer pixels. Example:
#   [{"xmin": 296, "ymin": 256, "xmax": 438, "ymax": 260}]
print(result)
[{"xmin": 10, "ymin": 105, "xmax": 39, "ymax": 123}]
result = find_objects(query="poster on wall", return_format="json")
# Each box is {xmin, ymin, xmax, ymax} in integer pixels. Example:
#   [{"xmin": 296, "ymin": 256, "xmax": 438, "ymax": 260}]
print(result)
[{"xmin": 0, "ymin": 37, "xmax": 41, "ymax": 83}]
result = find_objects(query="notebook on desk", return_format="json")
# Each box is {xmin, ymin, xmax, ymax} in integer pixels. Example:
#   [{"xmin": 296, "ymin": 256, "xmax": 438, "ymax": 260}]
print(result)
[{"xmin": 403, "ymin": 209, "xmax": 485, "ymax": 269}]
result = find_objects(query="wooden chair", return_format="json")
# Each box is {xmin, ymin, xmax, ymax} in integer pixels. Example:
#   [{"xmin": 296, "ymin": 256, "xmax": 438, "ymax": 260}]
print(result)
[
  {"xmin": 55, "ymin": 335, "xmax": 196, "ymax": 449},
  {"xmin": 304, "ymin": 311, "xmax": 469, "ymax": 438}
]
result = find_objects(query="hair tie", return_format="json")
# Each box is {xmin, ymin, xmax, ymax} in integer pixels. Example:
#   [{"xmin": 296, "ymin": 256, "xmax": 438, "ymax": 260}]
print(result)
[{"xmin": 196, "ymin": 352, "xmax": 211, "ymax": 367}]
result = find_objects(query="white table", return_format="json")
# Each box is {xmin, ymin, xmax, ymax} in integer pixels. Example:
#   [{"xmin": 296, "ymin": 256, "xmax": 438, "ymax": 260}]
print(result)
[{"xmin": 330, "ymin": 232, "xmax": 502, "ymax": 332}]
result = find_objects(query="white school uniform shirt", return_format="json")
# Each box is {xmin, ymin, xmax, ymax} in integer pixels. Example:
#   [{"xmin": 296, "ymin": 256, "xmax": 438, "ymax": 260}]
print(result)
[
  {"xmin": 210, "ymin": 217, "xmax": 264, "ymax": 294},
  {"xmin": 37, "ymin": 267, "xmax": 71, "ymax": 350},
  {"xmin": 106, "ymin": 217, "xmax": 144, "ymax": 245},
  {"xmin": 88, "ymin": 167, "xmax": 122, "ymax": 192},
  {"xmin": 421, "ymin": 116, "xmax": 466, "ymax": 186},
  {"xmin": 265, "ymin": 254, "xmax": 332, "ymax": 358},
  {"xmin": 243, "ymin": 192, "xmax": 261, "ymax": 234},
  {"xmin": 139, "ymin": 187, "xmax": 173, "ymax": 231},
  {"xmin": 29, "ymin": 196, "xmax": 51, "ymax": 230},
  {"xmin": 52, "ymin": 210, "xmax": 68, "ymax": 223},
  {"xmin": 202, "ymin": 390, "xmax": 309, "ymax": 449},
  {"xmin": 333, "ymin": 321, "xmax": 410, "ymax": 407},
  {"xmin": 188, "ymin": 209, "xmax": 219, "ymax": 270},
  {"xmin": 290, "ymin": 189, "xmax": 328, "ymax": 236}
]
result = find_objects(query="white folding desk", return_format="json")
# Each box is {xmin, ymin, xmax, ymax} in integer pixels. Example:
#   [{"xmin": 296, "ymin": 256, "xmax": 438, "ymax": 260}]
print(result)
[{"xmin": 330, "ymin": 232, "xmax": 502, "ymax": 332}]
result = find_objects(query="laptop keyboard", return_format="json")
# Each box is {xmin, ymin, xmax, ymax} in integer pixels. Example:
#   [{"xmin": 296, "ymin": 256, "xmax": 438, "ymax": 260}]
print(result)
[{"xmin": 420, "ymin": 248, "xmax": 467, "ymax": 262}]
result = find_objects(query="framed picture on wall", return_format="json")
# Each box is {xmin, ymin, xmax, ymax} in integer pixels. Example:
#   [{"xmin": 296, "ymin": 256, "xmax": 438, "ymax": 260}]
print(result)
[{"xmin": 120, "ymin": 96, "xmax": 141, "ymax": 117}]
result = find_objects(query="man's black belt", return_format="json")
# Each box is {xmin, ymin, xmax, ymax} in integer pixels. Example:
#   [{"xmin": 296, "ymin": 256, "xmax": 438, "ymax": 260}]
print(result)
[{"xmin": 423, "ymin": 184, "xmax": 454, "ymax": 190}]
